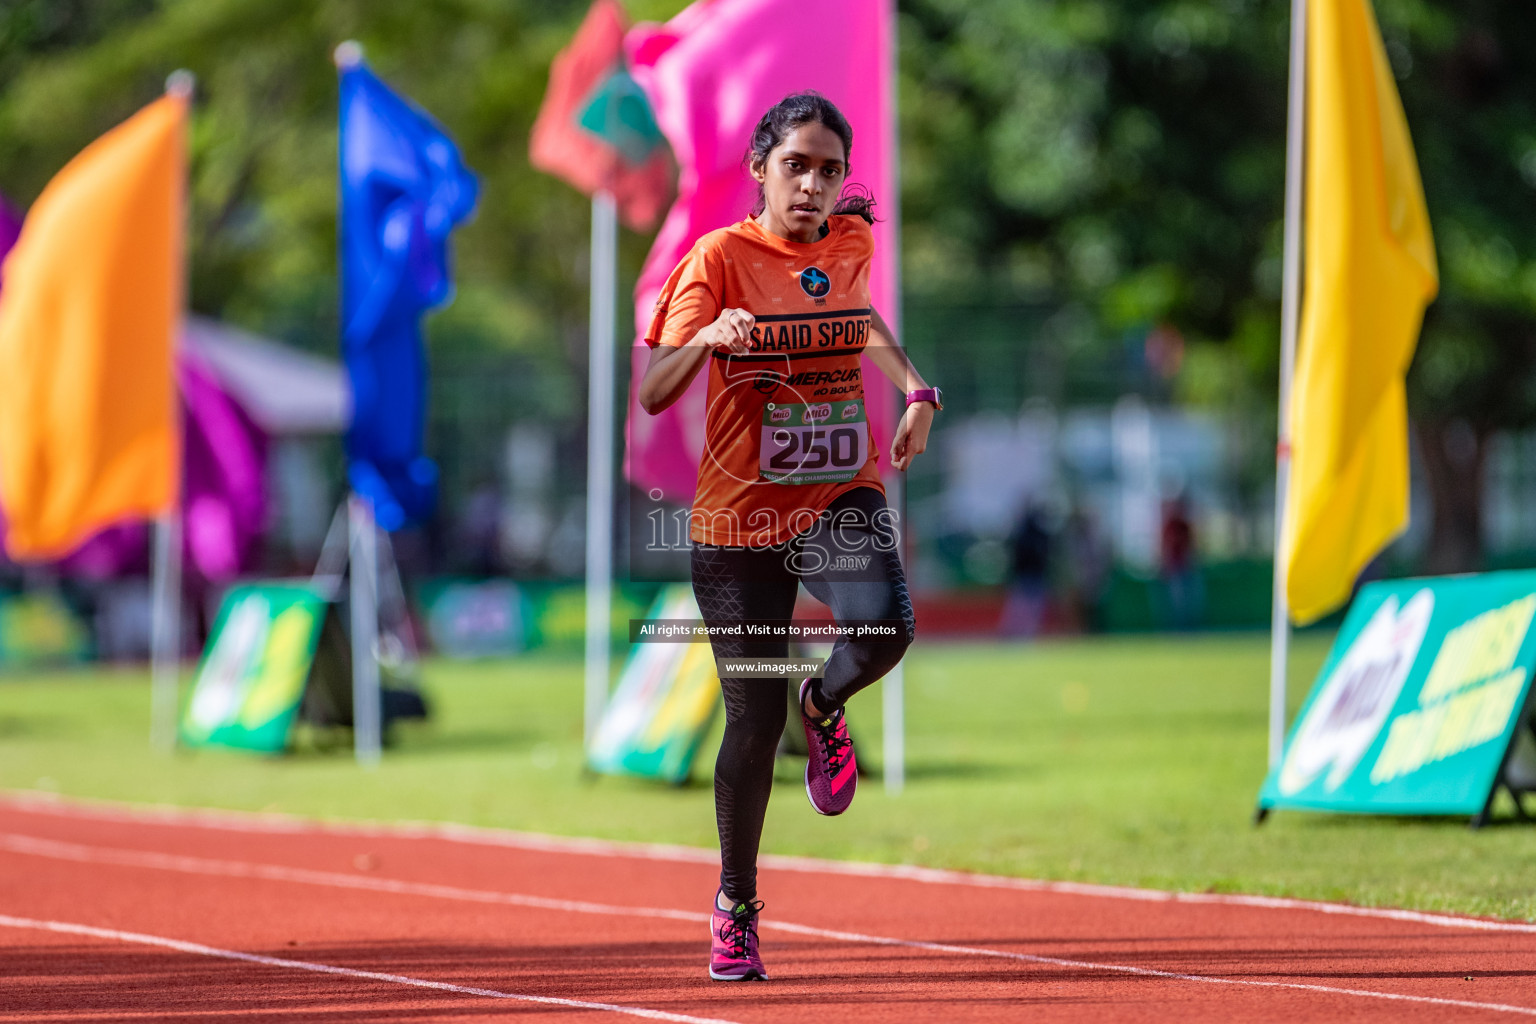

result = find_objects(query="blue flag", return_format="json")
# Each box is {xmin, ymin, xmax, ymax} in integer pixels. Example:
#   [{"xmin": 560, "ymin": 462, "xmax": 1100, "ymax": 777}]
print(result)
[{"xmin": 339, "ymin": 60, "xmax": 477, "ymax": 531}]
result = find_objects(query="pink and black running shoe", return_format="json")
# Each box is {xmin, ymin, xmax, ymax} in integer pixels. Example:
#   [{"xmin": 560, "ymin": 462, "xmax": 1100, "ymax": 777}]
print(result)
[
  {"xmin": 799, "ymin": 678, "xmax": 857, "ymax": 815},
  {"xmin": 709, "ymin": 892, "xmax": 768, "ymax": 981}
]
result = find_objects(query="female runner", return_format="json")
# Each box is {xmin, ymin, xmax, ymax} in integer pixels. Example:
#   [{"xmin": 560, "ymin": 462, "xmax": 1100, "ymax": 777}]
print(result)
[{"xmin": 638, "ymin": 92, "xmax": 941, "ymax": 981}]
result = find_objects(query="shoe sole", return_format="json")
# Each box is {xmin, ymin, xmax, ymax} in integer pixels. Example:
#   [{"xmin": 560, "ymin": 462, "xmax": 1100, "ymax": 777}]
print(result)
[
  {"xmin": 804, "ymin": 762, "xmax": 849, "ymax": 817},
  {"xmin": 709, "ymin": 967, "xmax": 768, "ymax": 981}
]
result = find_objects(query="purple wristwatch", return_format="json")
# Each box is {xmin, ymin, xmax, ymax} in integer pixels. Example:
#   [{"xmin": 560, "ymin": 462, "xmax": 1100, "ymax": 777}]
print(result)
[{"xmin": 905, "ymin": 387, "xmax": 943, "ymax": 411}]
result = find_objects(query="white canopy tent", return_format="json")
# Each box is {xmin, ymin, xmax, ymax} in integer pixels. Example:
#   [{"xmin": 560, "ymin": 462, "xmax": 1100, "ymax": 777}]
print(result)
[{"xmin": 182, "ymin": 315, "xmax": 350, "ymax": 436}]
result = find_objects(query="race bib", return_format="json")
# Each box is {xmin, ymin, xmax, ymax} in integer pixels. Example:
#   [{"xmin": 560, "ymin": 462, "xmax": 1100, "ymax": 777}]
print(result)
[{"xmin": 760, "ymin": 399, "xmax": 869, "ymax": 484}]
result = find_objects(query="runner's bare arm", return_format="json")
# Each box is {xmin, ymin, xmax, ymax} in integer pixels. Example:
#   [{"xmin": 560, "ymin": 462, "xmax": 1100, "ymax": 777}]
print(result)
[
  {"xmin": 866, "ymin": 307, "xmax": 934, "ymax": 472},
  {"xmin": 638, "ymin": 308, "xmax": 756, "ymax": 414},
  {"xmin": 866, "ymin": 308, "xmax": 930, "ymax": 392}
]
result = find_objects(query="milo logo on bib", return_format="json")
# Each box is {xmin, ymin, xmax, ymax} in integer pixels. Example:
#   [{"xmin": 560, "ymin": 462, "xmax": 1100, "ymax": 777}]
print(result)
[{"xmin": 761, "ymin": 400, "xmax": 868, "ymax": 485}]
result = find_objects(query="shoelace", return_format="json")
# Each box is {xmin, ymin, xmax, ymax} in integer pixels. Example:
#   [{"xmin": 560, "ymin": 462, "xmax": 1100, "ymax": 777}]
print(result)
[
  {"xmin": 717, "ymin": 899, "xmax": 765, "ymax": 958},
  {"xmin": 810, "ymin": 711, "xmax": 852, "ymax": 774}
]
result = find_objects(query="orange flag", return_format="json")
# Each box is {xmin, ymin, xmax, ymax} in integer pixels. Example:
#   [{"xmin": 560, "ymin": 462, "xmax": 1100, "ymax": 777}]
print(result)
[{"xmin": 0, "ymin": 93, "xmax": 186, "ymax": 560}]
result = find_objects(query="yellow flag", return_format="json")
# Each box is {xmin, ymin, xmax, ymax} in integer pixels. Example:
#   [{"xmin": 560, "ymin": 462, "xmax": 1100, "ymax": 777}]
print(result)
[
  {"xmin": 1283, "ymin": 0, "xmax": 1438, "ymax": 624},
  {"xmin": 0, "ymin": 94, "xmax": 186, "ymax": 560}
]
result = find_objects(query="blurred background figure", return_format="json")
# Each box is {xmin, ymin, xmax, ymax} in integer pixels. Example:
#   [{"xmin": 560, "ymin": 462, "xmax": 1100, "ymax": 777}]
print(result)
[
  {"xmin": 454, "ymin": 477, "xmax": 504, "ymax": 578},
  {"xmin": 1000, "ymin": 503, "xmax": 1053, "ymax": 638},
  {"xmin": 1062, "ymin": 504, "xmax": 1110, "ymax": 633},
  {"xmin": 1159, "ymin": 495, "xmax": 1202, "ymax": 631}
]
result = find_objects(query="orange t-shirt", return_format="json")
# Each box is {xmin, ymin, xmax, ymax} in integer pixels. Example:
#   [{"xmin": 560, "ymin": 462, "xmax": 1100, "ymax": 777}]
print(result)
[{"xmin": 646, "ymin": 215, "xmax": 884, "ymax": 547}]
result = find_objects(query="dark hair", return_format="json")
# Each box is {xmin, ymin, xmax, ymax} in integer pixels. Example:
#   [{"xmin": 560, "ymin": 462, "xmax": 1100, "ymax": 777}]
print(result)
[{"xmin": 746, "ymin": 91, "xmax": 877, "ymax": 224}]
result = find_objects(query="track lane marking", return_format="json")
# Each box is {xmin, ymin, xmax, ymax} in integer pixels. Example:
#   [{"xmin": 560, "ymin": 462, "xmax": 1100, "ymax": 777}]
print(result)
[
  {"xmin": 6, "ymin": 790, "xmax": 1534, "ymax": 936},
  {"xmin": 4, "ymin": 831, "xmax": 1533, "ymax": 1017},
  {"xmin": 0, "ymin": 831, "xmax": 708, "ymax": 923},
  {"xmin": 762, "ymin": 920, "xmax": 1536, "ymax": 1017},
  {"xmin": 0, "ymin": 913, "xmax": 742, "ymax": 1024}
]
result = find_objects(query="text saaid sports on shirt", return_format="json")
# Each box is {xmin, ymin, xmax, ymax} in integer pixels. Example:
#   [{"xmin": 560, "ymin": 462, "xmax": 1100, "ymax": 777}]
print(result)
[{"xmin": 646, "ymin": 214, "xmax": 883, "ymax": 546}]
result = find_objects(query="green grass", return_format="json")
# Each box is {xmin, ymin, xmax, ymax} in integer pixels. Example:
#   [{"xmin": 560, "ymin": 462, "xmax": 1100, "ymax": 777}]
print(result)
[{"xmin": 2, "ymin": 634, "xmax": 1532, "ymax": 921}]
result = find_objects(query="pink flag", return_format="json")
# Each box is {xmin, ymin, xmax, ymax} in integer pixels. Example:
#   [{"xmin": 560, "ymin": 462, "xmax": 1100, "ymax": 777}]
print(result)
[{"xmin": 623, "ymin": 0, "xmax": 898, "ymax": 503}]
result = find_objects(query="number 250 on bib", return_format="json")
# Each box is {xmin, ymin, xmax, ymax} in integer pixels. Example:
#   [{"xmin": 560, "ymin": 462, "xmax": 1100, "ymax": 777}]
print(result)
[{"xmin": 759, "ymin": 400, "xmax": 868, "ymax": 485}]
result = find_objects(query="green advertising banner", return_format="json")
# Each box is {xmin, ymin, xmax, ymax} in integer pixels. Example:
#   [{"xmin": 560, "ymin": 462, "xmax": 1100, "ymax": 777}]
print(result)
[
  {"xmin": 587, "ymin": 585, "xmax": 722, "ymax": 785},
  {"xmin": 1259, "ymin": 570, "xmax": 1536, "ymax": 822},
  {"xmin": 181, "ymin": 582, "xmax": 329, "ymax": 753},
  {"xmin": 0, "ymin": 592, "xmax": 90, "ymax": 667}
]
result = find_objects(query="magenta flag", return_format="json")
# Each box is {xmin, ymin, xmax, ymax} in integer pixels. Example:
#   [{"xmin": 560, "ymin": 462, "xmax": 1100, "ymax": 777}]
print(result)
[
  {"xmin": 0, "ymin": 194, "xmax": 21, "ymax": 299},
  {"xmin": 623, "ymin": 0, "xmax": 898, "ymax": 503},
  {"xmin": 179, "ymin": 351, "xmax": 267, "ymax": 582}
]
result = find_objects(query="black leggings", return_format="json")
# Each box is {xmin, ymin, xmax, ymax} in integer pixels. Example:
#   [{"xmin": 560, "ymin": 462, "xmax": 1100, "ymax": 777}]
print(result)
[{"xmin": 691, "ymin": 486, "xmax": 915, "ymax": 903}]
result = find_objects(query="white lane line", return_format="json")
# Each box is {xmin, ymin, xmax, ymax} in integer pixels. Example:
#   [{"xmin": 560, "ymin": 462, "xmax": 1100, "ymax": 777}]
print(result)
[
  {"xmin": 761, "ymin": 920, "xmax": 1536, "ymax": 1017},
  {"xmin": 4, "ymin": 831, "xmax": 1534, "ymax": 1018},
  {"xmin": 0, "ymin": 832, "xmax": 708, "ymax": 925},
  {"xmin": 6, "ymin": 790, "xmax": 1534, "ymax": 936},
  {"xmin": 0, "ymin": 913, "xmax": 741, "ymax": 1024},
  {"xmin": 772, "ymin": 860, "xmax": 1536, "ymax": 936}
]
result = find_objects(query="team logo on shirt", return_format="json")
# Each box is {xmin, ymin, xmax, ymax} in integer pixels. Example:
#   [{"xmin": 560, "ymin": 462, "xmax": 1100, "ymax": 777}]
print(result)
[
  {"xmin": 799, "ymin": 266, "xmax": 831, "ymax": 298},
  {"xmin": 752, "ymin": 370, "xmax": 783, "ymax": 394}
]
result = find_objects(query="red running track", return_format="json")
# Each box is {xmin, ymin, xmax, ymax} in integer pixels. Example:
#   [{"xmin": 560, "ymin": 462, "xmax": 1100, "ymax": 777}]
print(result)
[{"xmin": 1, "ymin": 793, "xmax": 1534, "ymax": 1023}]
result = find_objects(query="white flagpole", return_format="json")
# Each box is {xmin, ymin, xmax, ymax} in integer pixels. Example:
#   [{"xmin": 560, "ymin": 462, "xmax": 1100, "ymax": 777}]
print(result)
[
  {"xmin": 881, "ymin": 0, "xmax": 905, "ymax": 795},
  {"xmin": 349, "ymin": 494, "xmax": 382, "ymax": 766},
  {"xmin": 584, "ymin": 189, "xmax": 618, "ymax": 746},
  {"xmin": 149, "ymin": 514, "xmax": 182, "ymax": 751},
  {"xmin": 150, "ymin": 69, "xmax": 195, "ymax": 753},
  {"xmin": 1269, "ymin": 0, "xmax": 1307, "ymax": 770},
  {"xmin": 333, "ymin": 41, "xmax": 381, "ymax": 768}
]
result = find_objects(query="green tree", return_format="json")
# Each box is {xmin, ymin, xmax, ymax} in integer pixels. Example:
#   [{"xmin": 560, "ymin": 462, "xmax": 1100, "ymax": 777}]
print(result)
[
  {"xmin": 1390, "ymin": 3, "xmax": 1536, "ymax": 572},
  {"xmin": 898, "ymin": 0, "xmax": 1536, "ymax": 572},
  {"xmin": 899, "ymin": 0, "xmax": 1289, "ymax": 390}
]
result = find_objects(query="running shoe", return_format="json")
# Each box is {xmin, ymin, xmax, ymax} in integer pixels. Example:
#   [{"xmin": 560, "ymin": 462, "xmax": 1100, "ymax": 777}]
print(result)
[
  {"xmin": 799, "ymin": 678, "xmax": 857, "ymax": 815},
  {"xmin": 709, "ymin": 892, "xmax": 768, "ymax": 981}
]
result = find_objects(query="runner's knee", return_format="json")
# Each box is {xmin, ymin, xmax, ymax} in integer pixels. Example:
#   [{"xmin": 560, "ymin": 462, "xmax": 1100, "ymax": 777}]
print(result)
[{"xmin": 855, "ymin": 631, "xmax": 910, "ymax": 680}]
